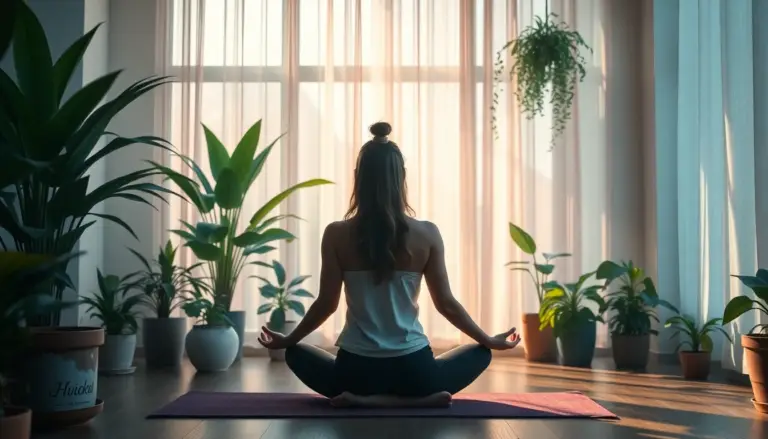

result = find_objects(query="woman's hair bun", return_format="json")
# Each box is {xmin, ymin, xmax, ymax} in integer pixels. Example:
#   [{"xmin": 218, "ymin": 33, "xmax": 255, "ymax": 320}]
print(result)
[{"xmin": 369, "ymin": 121, "xmax": 392, "ymax": 137}]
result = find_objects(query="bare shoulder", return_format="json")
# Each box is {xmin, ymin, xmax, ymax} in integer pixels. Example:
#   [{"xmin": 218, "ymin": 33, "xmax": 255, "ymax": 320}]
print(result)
[
  {"xmin": 406, "ymin": 218, "xmax": 441, "ymax": 245},
  {"xmin": 323, "ymin": 220, "xmax": 351, "ymax": 240}
]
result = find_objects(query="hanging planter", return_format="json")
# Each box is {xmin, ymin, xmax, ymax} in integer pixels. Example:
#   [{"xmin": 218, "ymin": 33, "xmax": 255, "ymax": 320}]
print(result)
[{"xmin": 492, "ymin": 12, "xmax": 591, "ymax": 145}]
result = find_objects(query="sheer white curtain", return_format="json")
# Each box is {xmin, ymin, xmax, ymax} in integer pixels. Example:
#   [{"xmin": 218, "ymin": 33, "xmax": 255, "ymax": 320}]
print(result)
[
  {"xmin": 653, "ymin": 0, "xmax": 768, "ymax": 372},
  {"xmin": 155, "ymin": 0, "xmax": 649, "ymax": 352}
]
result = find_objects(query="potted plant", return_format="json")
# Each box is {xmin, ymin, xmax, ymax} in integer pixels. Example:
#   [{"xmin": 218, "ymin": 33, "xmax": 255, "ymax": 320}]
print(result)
[
  {"xmin": 81, "ymin": 271, "xmax": 143, "ymax": 375},
  {"xmin": 539, "ymin": 271, "xmax": 605, "ymax": 367},
  {"xmin": 723, "ymin": 269, "xmax": 768, "ymax": 413},
  {"xmin": 129, "ymin": 241, "xmax": 201, "ymax": 369},
  {"xmin": 664, "ymin": 314, "xmax": 731, "ymax": 381},
  {"xmin": 596, "ymin": 260, "xmax": 676, "ymax": 370},
  {"xmin": 252, "ymin": 260, "xmax": 314, "ymax": 361},
  {"xmin": 492, "ymin": 3, "xmax": 591, "ymax": 144},
  {"xmin": 506, "ymin": 222, "xmax": 570, "ymax": 363},
  {"xmin": 0, "ymin": 2, "xmax": 170, "ymax": 422},
  {"xmin": 181, "ymin": 285, "xmax": 238, "ymax": 373},
  {"xmin": 0, "ymin": 251, "xmax": 80, "ymax": 439},
  {"xmin": 152, "ymin": 120, "xmax": 332, "ymax": 362}
]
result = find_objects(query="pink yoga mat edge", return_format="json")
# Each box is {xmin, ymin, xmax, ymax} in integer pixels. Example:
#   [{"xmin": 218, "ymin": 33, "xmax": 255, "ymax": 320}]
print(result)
[{"xmin": 148, "ymin": 391, "xmax": 619, "ymax": 420}]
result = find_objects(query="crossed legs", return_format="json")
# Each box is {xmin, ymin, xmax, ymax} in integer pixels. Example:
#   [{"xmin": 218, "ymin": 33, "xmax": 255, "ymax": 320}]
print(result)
[{"xmin": 284, "ymin": 343, "xmax": 491, "ymax": 407}]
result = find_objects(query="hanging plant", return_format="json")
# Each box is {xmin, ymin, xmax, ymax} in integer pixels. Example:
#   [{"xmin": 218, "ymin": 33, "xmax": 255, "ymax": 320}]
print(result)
[{"xmin": 492, "ymin": 12, "xmax": 591, "ymax": 146}]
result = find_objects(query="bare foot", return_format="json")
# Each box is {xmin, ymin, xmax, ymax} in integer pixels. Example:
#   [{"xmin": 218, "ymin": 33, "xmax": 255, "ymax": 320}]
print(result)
[{"xmin": 329, "ymin": 391, "xmax": 452, "ymax": 408}]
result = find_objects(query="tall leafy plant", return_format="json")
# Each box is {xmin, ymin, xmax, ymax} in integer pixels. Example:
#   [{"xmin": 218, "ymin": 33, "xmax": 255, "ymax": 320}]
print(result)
[
  {"xmin": 129, "ymin": 240, "xmax": 202, "ymax": 318},
  {"xmin": 152, "ymin": 120, "xmax": 332, "ymax": 311},
  {"xmin": 0, "ymin": 4, "xmax": 172, "ymax": 324},
  {"xmin": 596, "ymin": 260, "xmax": 676, "ymax": 336},
  {"xmin": 506, "ymin": 222, "xmax": 571, "ymax": 307}
]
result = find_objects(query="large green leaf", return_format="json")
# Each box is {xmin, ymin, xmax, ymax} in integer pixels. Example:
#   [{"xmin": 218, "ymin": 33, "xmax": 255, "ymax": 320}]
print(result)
[
  {"xmin": 214, "ymin": 167, "xmax": 243, "ymax": 209},
  {"xmin": 287, "ymin": 300, "xmax": 306, "ymax": 317},
  {"xmin": 52, "ymin": 23, "xmax": 102, "ymax": 105},
  {"xmin": 195, "ymin": 222, "xmax": 229, "ymax": 243},
  {"xmin": 0, "ymin": 0, "xmax": 19, "ymax": 61},
  {"xmin": 230, "ymin": 120, "xmax": 261, "ymax": 183},
  {"xmin": 151, "ymin": 162, "xmax": 209, "ymax": 213},
  {"xmin": 249, "ymin": 179, "xmax": 333, "ymax": 228},
  {"xmin": 508, "ymin": 222, "xmax": 536, "ymax": 254},
  {"xmin": 233, "ymin": 228, "xmax": 295, "ymax": 248},
  {"xmin": 202, "ymin": 123, "xmax": 230, "ymax": 180},
  {"xmin": 595, "ymin": 260, "xmax": 626, "ymax": 282},
  {"xmin": 80, "ymin": 135, "xmax": 171, "ymax": 176},
  {"xmin": 246, "ymin": 133, "xmax": 286, "ymax": 187},
  {"xmin": 272, "ymin": 260, "xmax": 286, "ymax": 286},
  {"xmin": 269, "ymin": 307, "xmax": 286, "ymax": 330},
  {"xmin": 186, "ymin": 241, "xmax": 222, "ymax": 261},
  {"xmin": 722, "ymin": 296, "xmax": 756, "ymax": 324},
  {"xmin": 13, "ymin": 2, "xmax": 56, "ymax": 120}
]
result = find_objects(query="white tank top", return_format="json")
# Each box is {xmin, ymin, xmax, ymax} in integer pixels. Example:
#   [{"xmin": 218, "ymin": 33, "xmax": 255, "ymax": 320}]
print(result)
[{"xmin": 335, "ymin": 270, "xmax": 430, "ymax": 358}]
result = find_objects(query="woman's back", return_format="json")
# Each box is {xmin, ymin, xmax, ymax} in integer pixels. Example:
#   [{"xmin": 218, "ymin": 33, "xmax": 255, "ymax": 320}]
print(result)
[{"xmin": 332, "ymin": 218, "xmax": 435, "ymax": 357}]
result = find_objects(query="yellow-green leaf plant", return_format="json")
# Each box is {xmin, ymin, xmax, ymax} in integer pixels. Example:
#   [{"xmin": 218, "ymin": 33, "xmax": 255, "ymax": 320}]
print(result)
[
  {"xmin": 152, "ymin": 120, "xmax": 332, "ymax": 311},
  {"xmin": 506, "ymin": 222, "xmax": 571, "ymax": 307}
]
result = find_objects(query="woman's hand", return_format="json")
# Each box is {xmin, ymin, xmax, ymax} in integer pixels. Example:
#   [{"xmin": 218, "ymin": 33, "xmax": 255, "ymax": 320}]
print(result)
[
  {"xmin": 482, "ymin": 327, "xmax": 522, "ymax": 350},
  {"xmin": 257, "ymin": 326, "xmax": 294, "ymax": 350}
]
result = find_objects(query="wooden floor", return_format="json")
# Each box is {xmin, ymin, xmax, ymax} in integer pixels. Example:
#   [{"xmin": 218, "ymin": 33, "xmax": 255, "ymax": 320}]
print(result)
[{"xmin": 33, "ymin": 356, "xmax": 767, "ymax": 439}]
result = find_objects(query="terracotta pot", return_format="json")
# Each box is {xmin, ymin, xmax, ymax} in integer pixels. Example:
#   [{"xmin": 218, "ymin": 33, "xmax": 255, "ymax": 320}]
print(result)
[
  {"xmin": 679, "ymin": 350, "xmax": 711, "ymax": 381},
  {"xmin": 21, "ymin": 327, "xmax": 104, "ymax": 429},
  {"xmin": 611, "ymin": 333, "xmax": 650, "ymax": 370},
  {"xmin": 743, "ymin": 334, "xmax": 768, "ymax": 412},
  {"xmin": 0, "ymin": 407, "xmax": 31, "ymax": 439},
  {"xmin": 521, "ymin": 313, "xmax": 557, "ymax": 363}
]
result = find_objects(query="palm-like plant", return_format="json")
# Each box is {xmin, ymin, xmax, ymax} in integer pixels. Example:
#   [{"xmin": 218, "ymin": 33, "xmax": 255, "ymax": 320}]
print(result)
[
  {"xmin": 539, "ymin": 271, "xmax": 605, "ymax": 336},
  {"xmin": 129, "ymin": 240, "xmax": 202, "ymax": 318},
  {"xmin": 152, "ymin": 120, "xmax": 332, "ymax": 311},
  {"xmin": 253, "ymin": 260, "xmax": 314, "ymax": 330},
  {"xmin": 0, "ymin": 251, "xmax": 80, "ymax": 412},
  {"xmin": 0, "ymin": 3, "xmax": 172, "ymax": 325},
  {"xmin": 664, "ymin": 315, "xmax": 732, "ymax": 352},
  {"xmin": 81, "ymin": 271, "xmax": 143, "ymax": 335},
  {"xmin": 596, "ymin": 260, "xmax": 677, "ymax": 336}
]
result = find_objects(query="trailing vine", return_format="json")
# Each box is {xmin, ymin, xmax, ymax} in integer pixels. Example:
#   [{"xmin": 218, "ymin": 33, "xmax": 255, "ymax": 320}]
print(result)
[{"xmin": 492, "ymin": 11, "xmax": 591, "ymax": 147}]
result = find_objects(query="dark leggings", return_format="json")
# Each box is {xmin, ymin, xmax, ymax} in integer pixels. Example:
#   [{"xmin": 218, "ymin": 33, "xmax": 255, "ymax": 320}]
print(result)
[{"xmin": 284, "ymin": 343, "xmax": 492, "ymax": 398}]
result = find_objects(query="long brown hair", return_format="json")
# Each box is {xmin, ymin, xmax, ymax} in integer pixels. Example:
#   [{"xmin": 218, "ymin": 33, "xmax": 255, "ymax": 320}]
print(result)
[{"xmin": 344, "ymin": 122, "xmax": 414, "ymax": 283}]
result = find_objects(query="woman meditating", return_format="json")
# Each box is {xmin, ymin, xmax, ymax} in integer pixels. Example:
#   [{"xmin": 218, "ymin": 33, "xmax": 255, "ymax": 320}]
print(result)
[{"xmin": 257, "ymin": 122, "xmax": 521, "ymax": 408}]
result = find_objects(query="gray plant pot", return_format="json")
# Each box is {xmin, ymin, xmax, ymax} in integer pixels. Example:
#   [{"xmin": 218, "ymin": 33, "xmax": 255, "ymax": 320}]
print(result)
[
  {"xmin": 142, "ymin": 317, "xmax": 187, "ymax": 369},
  {"xmin": 268, "ymin": 321, "xmax": 297, "ymax": 361},
  {"xmin": 185, "ymin": 325, "xmax": 239, "ymax": 372},
  {"xmin": 99, "ymin": 333, "xmax": 137, "ymax": 375},
  {"xmin": 224, "ymin": 310, "xmax": 246, "ymax": 362},
  {"xmin": 556, "ymin": 320, "xmax": 597, "ymax": 368}
]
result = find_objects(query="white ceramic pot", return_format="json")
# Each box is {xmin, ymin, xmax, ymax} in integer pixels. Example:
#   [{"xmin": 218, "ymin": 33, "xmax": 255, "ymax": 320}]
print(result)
[
  {"xmin": 185, "ymin": 325, "xmax": 239, "ymax": 372},
  {"xmin": 268, "ymin": 321, "xmax": 297, "ymax": 361},
  {"xmin": 99, "ymin": 333, "xmax": 137, "ymax": 374}
]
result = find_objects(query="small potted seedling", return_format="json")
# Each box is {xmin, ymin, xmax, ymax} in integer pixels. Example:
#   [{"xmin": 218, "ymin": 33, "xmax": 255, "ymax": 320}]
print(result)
[
  {"xmin": 252, "ymin": 260, "xmax": 314, "ymax": 361},
  {"xmin": 82, "ymin": 271, "xmax": 143, "ymax": 375},
  {"xmin": 664, "ymin": 315, "xmax": 731, "ymax": 381}
]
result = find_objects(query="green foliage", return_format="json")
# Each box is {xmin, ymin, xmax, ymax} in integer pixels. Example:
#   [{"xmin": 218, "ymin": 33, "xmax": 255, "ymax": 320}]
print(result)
[
  {"xmin": 0, "ymin": 3, "xmax": 172, "ymax": 324},
  {"xmin": 81, "ymin": 270, "xmax": 143, "ymax": 335},
  {"xmin": 664, "ymin": 314, "xmax": 731, "ymax": 353},
  {"xmin": 723, "ymin": 269, "xmax": 768, "ymax": 334},
  {"xmin": 129, "ymin": 240, "xmax": 203, "ymax": 318},
  {"xmin": 181, "ymin": 281, "xmax": 232, "ymax": 327},
  {"xmin": 252, "ymin": 260, "xmax": 313, "ymax": 330},
  {"xmin": 506, "ymin": 222, "xmax": 571, "ymax": 306},
  {"xmin": 596, "ymin": 260, "xmax": 677, "ymax": 336},
  {"xmin": 538, "ymin": 271, "xmax": 605, "ymax": 337},
  {"xmin": 153, "ymin": 120, "xmax": 332, "ymax": 311},
  {"xmin": 492, "ymin": 13, "xmax": 591, "ymax": 145},
  {"xmin": 0, "ymin": 251, "xmax": 81, "ymax": 410}
]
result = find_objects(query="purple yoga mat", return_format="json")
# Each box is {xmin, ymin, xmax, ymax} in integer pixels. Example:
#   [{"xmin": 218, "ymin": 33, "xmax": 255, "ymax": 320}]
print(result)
[{"xmin": 148, "ymin": 391, "xmax": 618, "ymax": 419}]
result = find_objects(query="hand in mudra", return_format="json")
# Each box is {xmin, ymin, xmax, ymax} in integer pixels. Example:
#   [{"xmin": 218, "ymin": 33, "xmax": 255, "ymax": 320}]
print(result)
[
  {"xmin": 257, "ymin": 326, "xmax": 292, "ymax": 350},
  {"xmin": 483, "ymin": 327, "xmax": 522, "ymax": 350}
]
